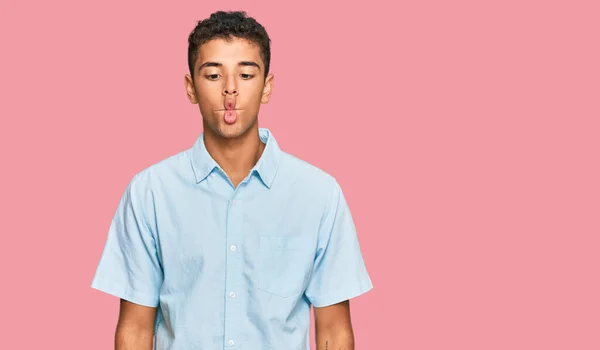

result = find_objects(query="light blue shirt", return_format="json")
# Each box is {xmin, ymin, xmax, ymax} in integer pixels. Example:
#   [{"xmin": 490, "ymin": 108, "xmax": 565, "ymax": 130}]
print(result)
[{"xmin": 91, "ymin": 128, "xmax": 373, "ymax": 349}]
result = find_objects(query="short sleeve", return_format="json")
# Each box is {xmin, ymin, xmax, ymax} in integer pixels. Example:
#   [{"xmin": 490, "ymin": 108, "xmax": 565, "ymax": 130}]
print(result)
[
  {"xmin": 91, "ymin": 175, "xmax": 163, "ymax": 307},
  {"xmin": 304, "ymin": 180, "xmax": 374, "ymax": 308}
]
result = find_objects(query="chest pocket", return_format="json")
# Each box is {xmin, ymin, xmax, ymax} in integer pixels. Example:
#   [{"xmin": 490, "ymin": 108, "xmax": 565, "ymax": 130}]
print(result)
[{"xmin": 257, "ymin": 235, "xmax": 315, "ymax": 298}]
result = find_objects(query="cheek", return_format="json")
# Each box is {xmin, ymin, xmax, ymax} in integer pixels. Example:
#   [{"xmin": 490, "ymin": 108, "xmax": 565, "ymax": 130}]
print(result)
[
  {"xmin": 242, "ymin": 82, "xmax": 265, "ymax": 103},
  {"xmin": 196, "ymin": 85, "xmax": 220, "ymax": 107}
]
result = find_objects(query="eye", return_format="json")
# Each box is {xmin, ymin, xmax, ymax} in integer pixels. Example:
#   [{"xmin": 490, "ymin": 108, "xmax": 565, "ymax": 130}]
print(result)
[
  {"xmin": 240, "ymin": 74, "xmax": 254, "ymax": 80},
  {"xmin": 205, "ymin": 74, "xmax": 220, "ymax": 80}
]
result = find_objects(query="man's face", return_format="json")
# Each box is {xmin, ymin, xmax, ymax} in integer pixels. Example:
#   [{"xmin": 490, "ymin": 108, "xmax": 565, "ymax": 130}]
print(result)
[{"xmin": 185, "ymin": 37, "xmax": 274, "ymax": 139}]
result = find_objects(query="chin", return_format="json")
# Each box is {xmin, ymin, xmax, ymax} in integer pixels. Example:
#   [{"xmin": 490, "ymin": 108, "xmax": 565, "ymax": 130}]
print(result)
[
  {"xmin": 203, "ymin": 112, "xmax": 258, "ymax": 139},
  {"xmin": 213, "ymin": 121, "xmax": 248, "ymax": 139}
]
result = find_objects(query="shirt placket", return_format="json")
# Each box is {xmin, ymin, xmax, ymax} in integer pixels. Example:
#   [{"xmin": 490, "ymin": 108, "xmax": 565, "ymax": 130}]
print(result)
[{"xmin": 223, "ymin": 183, "xmax": 247, "ymax": 349}]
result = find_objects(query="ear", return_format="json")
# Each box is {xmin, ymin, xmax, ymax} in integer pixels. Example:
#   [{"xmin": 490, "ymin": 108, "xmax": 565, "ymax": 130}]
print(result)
[
  {"xmin": 184, "ymin": 74, "xmax": 198, "ymax": 104},
  {"xmin": 261, "ymin": 73, "xmax": 274, "ymax": 104}
]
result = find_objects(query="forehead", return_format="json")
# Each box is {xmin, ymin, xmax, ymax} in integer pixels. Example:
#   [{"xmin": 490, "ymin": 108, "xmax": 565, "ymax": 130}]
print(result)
[{"xmin": 196, "ymin": 37, "xmax": 263, "ymax": 68}]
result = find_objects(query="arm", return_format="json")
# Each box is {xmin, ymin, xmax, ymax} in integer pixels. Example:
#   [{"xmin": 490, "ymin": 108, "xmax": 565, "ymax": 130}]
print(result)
[
  {"xmin": 314, "ymin": 300, "xmax": 355, "ymax": 350},
  {"xmin": 115, "ymin": 299, "xmax": 157, "ymax": 350}
]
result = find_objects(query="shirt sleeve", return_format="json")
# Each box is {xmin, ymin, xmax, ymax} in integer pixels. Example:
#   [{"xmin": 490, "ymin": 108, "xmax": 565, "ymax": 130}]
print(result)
[
  {"xmin": 91, "ymin": 174, "xmax": 163, "ymax": 307},
  {"xmin": 304, "ymin": 179, "xmax": 374, "ymax": 308}
]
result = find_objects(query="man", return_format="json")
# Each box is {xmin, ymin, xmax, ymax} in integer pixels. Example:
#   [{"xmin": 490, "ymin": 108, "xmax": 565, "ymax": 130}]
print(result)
[{"xmin": 91, "ymin": 10, "xmax": 373, "ymax": 350}]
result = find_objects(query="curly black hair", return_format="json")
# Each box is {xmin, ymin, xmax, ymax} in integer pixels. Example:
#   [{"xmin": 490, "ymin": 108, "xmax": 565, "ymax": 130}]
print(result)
[{"xmin": 187, "ymin": 11, "xmax": 271, "ymax": 80}]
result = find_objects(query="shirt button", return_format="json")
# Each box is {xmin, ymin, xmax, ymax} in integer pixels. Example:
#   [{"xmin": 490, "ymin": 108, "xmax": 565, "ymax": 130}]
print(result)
[
  {"xmin": 210, "ymin": 173, "xmax": 215, "ymax": 178},
  {"xmin": 227, "ymin": 339, "xmax": 235, "ymax": 346},
  {"xmin": 229, "ymin": 292, "xmax": 236, "ymax": 299},
  {"xmin": 230, "ymin": 245, "xmax": 237, "ymax": 252}
]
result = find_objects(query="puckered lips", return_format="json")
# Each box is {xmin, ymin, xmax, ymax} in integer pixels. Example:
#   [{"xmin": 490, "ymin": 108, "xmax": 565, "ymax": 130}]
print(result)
[{"xmin": 223, "ymin": 100, "xmax": 237, "ymax": 124}]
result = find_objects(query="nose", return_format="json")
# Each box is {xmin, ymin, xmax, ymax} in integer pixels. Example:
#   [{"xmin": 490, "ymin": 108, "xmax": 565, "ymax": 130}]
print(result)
[{"xmin": 223, "ymin": 76, "xmax": 238, "ymax": 96}]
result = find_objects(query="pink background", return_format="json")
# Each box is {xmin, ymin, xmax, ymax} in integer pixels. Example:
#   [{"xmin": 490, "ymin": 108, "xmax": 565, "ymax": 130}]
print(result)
[{"xmin": 1, "ymin": 0, "xmax": 599, "ymax": 349}]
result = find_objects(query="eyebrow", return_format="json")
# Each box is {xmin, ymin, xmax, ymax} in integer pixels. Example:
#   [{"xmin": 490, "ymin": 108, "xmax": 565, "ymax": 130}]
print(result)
[{"xmin": 198, "ymin": 61, "xmax": 261, "ymax": 71}]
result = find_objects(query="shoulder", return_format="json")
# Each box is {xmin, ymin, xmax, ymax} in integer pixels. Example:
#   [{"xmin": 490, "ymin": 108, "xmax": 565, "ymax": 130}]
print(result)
[
  {"xmin": 127, "ymin": 147, "xmax": 193, "ymax": 195},
  {"xmin": 281, "ymin": 152, "xmax": 340, "ymax": 185},
  {"xmin": 276, "ymin": 152, "xmax": 344, "ymax": 208}
]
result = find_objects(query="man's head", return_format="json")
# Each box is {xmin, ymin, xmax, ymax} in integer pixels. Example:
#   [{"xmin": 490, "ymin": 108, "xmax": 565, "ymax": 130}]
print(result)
[{"xmin": 185, "ymin": 11, "xmax": 274, "ymax": 140}]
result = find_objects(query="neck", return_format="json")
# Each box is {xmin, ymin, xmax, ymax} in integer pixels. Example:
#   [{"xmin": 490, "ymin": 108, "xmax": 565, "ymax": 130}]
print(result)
[{"xmin": 202, "ymin": 124, "xmax": 266, "ymax": 184}]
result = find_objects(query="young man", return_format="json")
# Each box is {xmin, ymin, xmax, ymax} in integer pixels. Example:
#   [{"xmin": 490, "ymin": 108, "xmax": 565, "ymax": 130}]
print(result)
[{"xmin": 91, "ymin": 10, "xmax": 373, "ymax": 350}]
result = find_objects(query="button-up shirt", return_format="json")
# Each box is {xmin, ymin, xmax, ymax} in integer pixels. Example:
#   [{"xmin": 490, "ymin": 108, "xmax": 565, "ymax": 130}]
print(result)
[{"xmin": 91, "ymin": 127, "xmax": 374, "ymax": 349}]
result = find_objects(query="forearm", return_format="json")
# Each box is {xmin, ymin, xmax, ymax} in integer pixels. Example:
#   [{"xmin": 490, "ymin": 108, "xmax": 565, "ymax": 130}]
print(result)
[
  {"xmin": 115, "ymin": 323, "xmax": 154, "ymax": 350},
  {"xmin": 315, "ymin": 326, "xmax": 355, "ymax": 350}
]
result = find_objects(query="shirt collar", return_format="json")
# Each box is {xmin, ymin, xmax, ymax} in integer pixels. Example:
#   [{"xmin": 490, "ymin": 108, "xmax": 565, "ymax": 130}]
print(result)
[{"xmin": 190, "ymin": 127, "xmax": 282, "ymax": 188}]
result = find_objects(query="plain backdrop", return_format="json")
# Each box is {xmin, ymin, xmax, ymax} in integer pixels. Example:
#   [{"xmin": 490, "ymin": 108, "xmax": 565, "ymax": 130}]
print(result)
[{"xmin": 0, "ymin": 0, "xmax": 598, "ymax": 349}]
